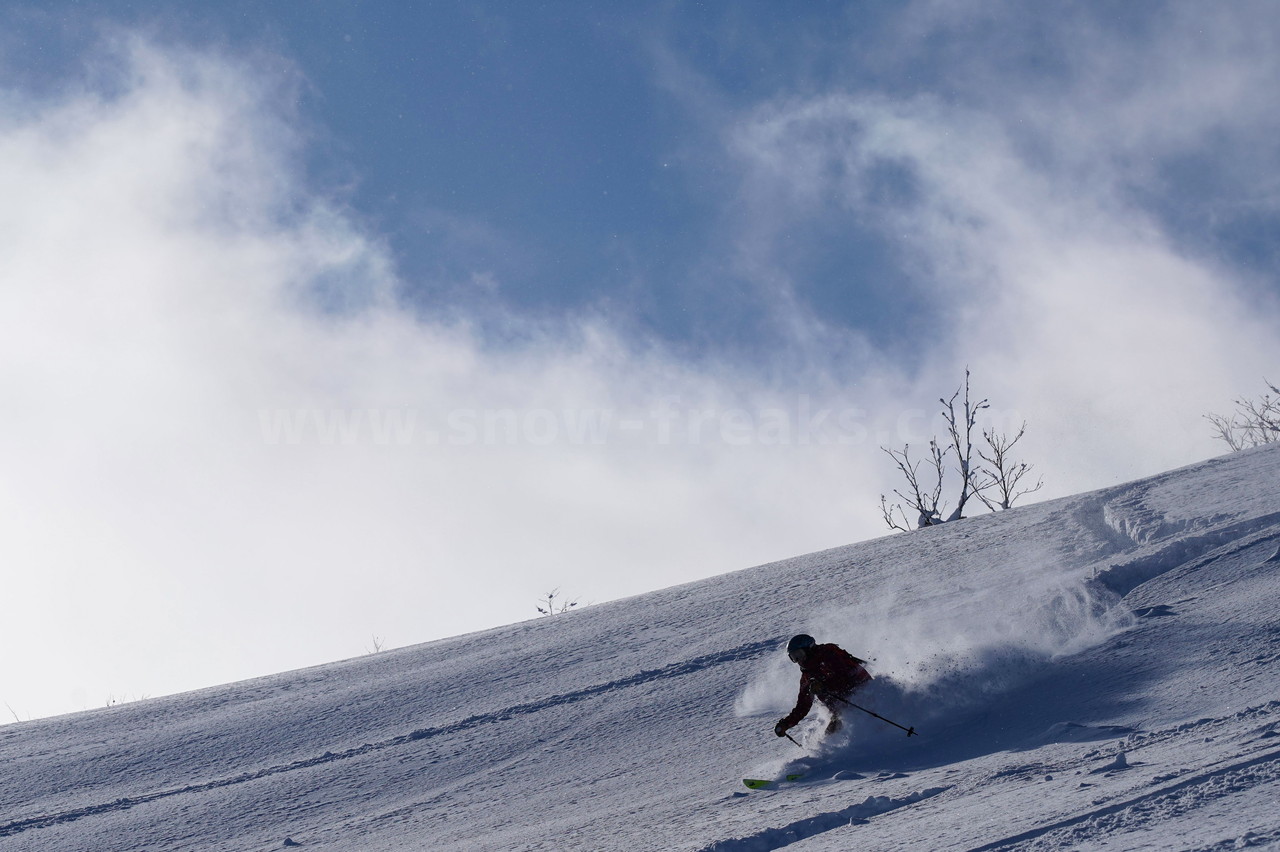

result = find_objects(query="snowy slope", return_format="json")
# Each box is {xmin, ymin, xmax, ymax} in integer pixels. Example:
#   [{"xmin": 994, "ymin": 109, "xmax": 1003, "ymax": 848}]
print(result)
[{"xmin": 3, "ymin": 445, "xmax": 1280, "ymax": 851}]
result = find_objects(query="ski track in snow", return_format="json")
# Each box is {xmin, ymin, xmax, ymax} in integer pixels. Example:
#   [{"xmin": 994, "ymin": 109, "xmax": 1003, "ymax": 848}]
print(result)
[
  {"xmin": 700, "ymin": 786, "xmax": 949, "ymax": 852},
  {"xmin": 964, "ymin": 744, "xmax": 1280, "ymax": 851},
  {"xmin": 0, "ymin": 639, "xmax": 779, "ymax": 840},
  {"xmin": 3, "ymin": 444, "xmax": 1280, "ymax": 851}
]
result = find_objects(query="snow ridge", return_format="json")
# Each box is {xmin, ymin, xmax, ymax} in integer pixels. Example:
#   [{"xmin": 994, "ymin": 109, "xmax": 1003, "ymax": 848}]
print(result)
[{"xmin": 1090, "ymin": 511, "xmax": 1280, "ymax": 598}]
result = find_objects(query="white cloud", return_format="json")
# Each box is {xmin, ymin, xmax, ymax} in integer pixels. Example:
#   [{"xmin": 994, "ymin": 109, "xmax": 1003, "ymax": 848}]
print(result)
[
  {"xmin": 720, "ymin": 5, "xmax": 1280, "ymax": 493},
  {"xmin": 0, "ymin": 38, "xmax": 892, "ymax": 721}
]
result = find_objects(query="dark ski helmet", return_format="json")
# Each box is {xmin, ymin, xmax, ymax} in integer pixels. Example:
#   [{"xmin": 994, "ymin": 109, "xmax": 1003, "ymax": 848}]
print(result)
[{"xmin": 787, "ymin": 634, "xmax": 816, "ymax": 659}]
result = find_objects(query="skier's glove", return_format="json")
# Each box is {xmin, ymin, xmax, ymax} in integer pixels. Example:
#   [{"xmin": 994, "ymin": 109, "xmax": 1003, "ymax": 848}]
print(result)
[{"xmin": 774, "ymin": 720, "xmax": 789, "ymax": 737}]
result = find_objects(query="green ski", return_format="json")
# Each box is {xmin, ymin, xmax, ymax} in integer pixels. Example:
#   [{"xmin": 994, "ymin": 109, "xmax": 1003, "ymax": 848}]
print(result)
[{"xmin": 742, "ymin": 774, "xmax": 804, "ymax": 790}]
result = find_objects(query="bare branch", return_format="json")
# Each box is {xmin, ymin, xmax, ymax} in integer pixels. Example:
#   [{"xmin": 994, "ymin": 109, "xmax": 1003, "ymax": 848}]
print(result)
[
  {"xmin": 1205, "ymin": 412, "xmax": 1246, "ymax": 452},
  {"xmin": 1206, "ymin": 380, "xmax": 1280, "ymax": 451},
  {"xmin": 976, "ymin": 422, "xmax": 1044, "ymax": 510},
  {"xmin": 879, "ymin": 494, "xmax": 913, "ymax": 533},
  {"xmin": 537, "ymin": 588, "xmax": 579, "ymax": 616},
  {"xmin": 941, "ymin": 368, "xmax": 990, "ymax": 522},
  {"xmin": 879, "ymin": 442, "xmax": 947, "ymax": 529}
]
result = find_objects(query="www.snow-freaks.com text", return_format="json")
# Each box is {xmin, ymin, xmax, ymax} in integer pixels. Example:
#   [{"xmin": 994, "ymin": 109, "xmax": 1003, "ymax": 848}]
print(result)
[{"xmin": 254, "ymin": 399, "xmax": 973, "ymax": 448}]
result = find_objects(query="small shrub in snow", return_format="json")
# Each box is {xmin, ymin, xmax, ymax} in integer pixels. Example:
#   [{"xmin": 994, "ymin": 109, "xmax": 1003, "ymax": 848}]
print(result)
[
  {"xmin": 536, "ymin": 588, "xmax": 579, "ymax": 616},
  {"xmin": 1206, "ymin": 380, "xmax": 1280, "ymax": 452}
]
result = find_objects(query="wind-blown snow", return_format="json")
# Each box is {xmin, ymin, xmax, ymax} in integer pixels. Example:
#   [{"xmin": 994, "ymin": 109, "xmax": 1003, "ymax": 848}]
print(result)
[{"xmin": 3, "ymin": 445, "xmax": 1280, "ymax": 851}]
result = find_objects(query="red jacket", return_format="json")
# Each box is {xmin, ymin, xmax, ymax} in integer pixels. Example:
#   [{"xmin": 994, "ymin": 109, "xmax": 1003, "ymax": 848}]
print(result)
[{"xmin": 781, "ymin": 644, "xmax": 871, "ymax": 729}]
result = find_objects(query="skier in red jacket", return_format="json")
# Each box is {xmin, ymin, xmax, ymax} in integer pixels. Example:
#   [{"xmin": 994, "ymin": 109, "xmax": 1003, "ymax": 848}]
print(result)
[{"xmin": 775, "ymin": 634, "xmax": 872, "ymax": 737}]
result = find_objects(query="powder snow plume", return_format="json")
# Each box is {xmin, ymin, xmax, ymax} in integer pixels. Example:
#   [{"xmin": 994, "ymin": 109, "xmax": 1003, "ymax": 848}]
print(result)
[{"xmin": 735, "ymin": 542, "xmax": 1134, "ymax": 738}]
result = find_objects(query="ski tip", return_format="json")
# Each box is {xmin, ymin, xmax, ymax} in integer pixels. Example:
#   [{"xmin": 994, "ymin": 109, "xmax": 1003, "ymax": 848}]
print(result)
[{"xmin": 742, "ymin": 778, "xmax": 772, "ymax": 789}]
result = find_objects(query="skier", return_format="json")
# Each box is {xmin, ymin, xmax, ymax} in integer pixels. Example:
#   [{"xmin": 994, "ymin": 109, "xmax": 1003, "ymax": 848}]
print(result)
[{"xmin": 775, "ymin": 634, "xmax": 872, "ymax": 738}]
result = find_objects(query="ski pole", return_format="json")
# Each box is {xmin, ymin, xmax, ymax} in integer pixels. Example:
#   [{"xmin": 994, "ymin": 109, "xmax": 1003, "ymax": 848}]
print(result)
[
  {"xmin": 785, "ymin": 732, "xmax": 804, "ymax": 749},
  {"xmin": 831, "ymin": 694, "xmax": 917, "ymax": 737}
]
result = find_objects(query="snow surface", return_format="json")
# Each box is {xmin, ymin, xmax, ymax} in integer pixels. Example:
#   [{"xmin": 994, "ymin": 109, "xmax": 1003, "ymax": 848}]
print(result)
[{"xmin": 3, "ymin": 445, "xmax": 1280, "ymax": 851}]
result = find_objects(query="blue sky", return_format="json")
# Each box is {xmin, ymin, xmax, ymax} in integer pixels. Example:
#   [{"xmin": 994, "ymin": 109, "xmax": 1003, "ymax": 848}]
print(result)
[
  {"xmin": 3, "ymin": 1, "xmax": 974, "ymax": 357},
  {"xmin": 8, "ymin": 2, "xmax": 1275, "ymax": 357},
  {"xmin": 3, "ymin": 1, "xmax": 1279, "ymax": 721}
]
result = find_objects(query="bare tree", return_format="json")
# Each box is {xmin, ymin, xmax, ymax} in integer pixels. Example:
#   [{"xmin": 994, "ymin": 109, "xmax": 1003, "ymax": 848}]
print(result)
[
  {"xmin": 1206, "ymin": 381, "xmax": 1280, "ymax": 451},
  {"xmin": 940, "ymin": 369, "xmax": 989, "ymax": 522},
  {"xmin": 879, "ymin": 441, "xmax": 947, "ymax": 531},
  {"xmin": 975, "ymin": 423, "xmax": 1044, "ymax": 510},
  {"xmin": 880, "ymin": 370, "xmax": 1042, "ymax": 531},
  {"xmin": 537, "ymin": 588, "xmax": 579, "ymax": 616}
]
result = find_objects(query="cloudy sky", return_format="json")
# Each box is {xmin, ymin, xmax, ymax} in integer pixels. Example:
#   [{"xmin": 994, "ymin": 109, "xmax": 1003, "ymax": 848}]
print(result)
[{"xmin": 2, "ymin": 1, "xmax": 1278, "ymax": 721}]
